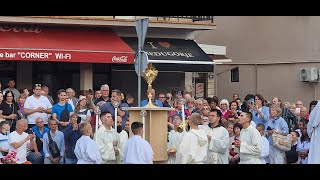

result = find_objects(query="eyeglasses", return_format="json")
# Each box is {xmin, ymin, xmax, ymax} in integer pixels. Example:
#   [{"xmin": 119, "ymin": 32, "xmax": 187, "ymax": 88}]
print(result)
[
  {"xmin": 35, "ymin": 84, "xmax": 42, "ymax": 87},
  {"xmin": 36, "ymin": 121, "xmax": 44, "ymax": 124},
  {"xmin": 158, "ymin": 96, "xmax": 165, "ymax": 99}
]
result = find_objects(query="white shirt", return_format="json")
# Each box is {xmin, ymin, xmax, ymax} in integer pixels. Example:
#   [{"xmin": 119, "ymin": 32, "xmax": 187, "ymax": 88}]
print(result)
[
  {"xmin": 239, "ymin": 125, "xmax": 262, "ymax": 164},
  {"xmin": 167, "ymin": 130, "xmax": 186, "ymax": 164},
  {"xmin": 0, "ymin": 133, "xmax": 9, "ymax": 159},
  {"xmin": 24, "ymin": 95, "xmax": 52, "ymax": 124},
  {"xmin": 68, "ymin": 99, "xmax": 75, "ymax": 111},
  {"xmin": 8, "ymin": 131, "xmax": 30, "ymax": 164},
  {"xmin": 95, "ymin": 125, "xmax": 120, "ymax": 163},
  {"xmin": 78, "ymin": 109, "xmax": 91, "ymax": 123},
  {"xmin": 123, "ymin": 135, "xmax": 154, "ymax": 164},
  {"xmin": 75, "ymin": 135, "xmax": 101, "ymax": 164},
  {"xmin": 260, "ymin": 136, "xmax": 269, "ymax": 164}
]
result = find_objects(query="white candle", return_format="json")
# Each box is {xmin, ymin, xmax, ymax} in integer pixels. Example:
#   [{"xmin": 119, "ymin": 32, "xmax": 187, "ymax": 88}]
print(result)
[
  {"xmin": 142, "ymin": 116, "xmax": 145, "ymax": 139},
  {"xmin": 114, "ymin": 107, "xmax": 118, "ymax": 130},
  {"xmin": 95, "ymin": 114, "xmax": 99, "ymax": 134},
  {"xmin": 181, "ymin": 104, "xmax": 186, "ymax": 132}
]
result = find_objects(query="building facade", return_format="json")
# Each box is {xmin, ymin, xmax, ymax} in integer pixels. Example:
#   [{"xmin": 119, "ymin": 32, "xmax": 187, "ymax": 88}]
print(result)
[
  {"xmin": 196, "ymin": 16, "xmax": 320, "ymax": 104},
  {"xmin": 0, "ymin": 16, "xmax": 215, "ymax": 103}
]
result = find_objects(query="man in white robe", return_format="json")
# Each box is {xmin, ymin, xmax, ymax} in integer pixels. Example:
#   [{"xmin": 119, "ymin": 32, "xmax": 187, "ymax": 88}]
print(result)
[
  {"xmin": 176, "ymin": 113, "xmax": 208, "ymax": 164},
  {"xmin": 307, "ymin": 101, "xmax": 320, "ymax": 164},
  {"xmin": 123, "ymin": 122, "xmax": 154, "ymax": 164},
  {"xmin": 75, "ymin": 122, "xmax": 101, "ymax": 164},
  {"xmin": 236, "ymin": 111, "xmax": 262, "ymax": 164},
  {"xmin": 199, "ymin": 109, "xmax": 229, "ymax": 164},
  {"xmin": 95, "ymin": 112, "xmax": 121, "ymax": 164},
  {"xmin": 116, "ymin": 116, "xmax": 128, "ymax": 164}
]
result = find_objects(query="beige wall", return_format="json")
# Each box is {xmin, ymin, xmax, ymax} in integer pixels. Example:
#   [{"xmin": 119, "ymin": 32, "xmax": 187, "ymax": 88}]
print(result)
[
  {"xmin": 195, "ymin": 16, "xmax": 320, "ymax": 106},
  {"xmin": 215, "ymin": 63, "xmax": 320, "ymax": 105}
]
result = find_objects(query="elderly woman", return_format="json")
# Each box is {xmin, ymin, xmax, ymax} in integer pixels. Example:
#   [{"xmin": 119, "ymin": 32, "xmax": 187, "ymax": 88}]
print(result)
[
  {"xmin": 252, "ymin": 94, "xmax": 270, "ymax": 126},
  {"xmin": 219, "ymin": 99, "xmax": 233, "ymax": 121},
  {"xmin": 266, "ymin": 104, "xmax": 289, "ymax": 164},
  {"xmin": 185, "ymin": 98, "xmax": 197, "ymax": 115}
]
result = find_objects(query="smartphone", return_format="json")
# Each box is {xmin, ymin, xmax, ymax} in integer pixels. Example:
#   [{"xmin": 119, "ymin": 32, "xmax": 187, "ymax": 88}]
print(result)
[
  {"xmin": 89, "ymin": 89, "xmax": 93, "ymax": 95},
  {"xmin": 295, "ymin": 108, "xmax": 301, "ymax": 115},
  {"xmin": 27, "ymin": 128, "xmax": 33, "ymax": 134}
]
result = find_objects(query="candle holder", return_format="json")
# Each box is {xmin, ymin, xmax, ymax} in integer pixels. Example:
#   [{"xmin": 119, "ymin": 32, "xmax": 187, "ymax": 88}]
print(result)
[
  {"xmin": 140, "ymin": 110, "xmax": 147, "ymax": 139},
  {"xmin": 112, "ymin": 100, "xmax": 120, "ymax": 129},
  {"xmin": 178, "ymin": 98, "xmax": 187, "ymax": 132}
]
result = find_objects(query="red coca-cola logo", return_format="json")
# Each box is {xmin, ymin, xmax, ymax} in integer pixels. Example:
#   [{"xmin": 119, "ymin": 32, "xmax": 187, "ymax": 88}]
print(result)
[
  {"xmin": 112, "ymin": 56, "xmax": 128, "ymax": 63},
  {"xmin": 0, "ymin": 24, "xmax": 41, "ymax": 33}
]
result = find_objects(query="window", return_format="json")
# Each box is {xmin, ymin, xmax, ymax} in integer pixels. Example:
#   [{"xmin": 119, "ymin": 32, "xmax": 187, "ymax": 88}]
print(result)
[{"xmin": 231, "ymin": 67, "xmax": 239, "ymax": 82}]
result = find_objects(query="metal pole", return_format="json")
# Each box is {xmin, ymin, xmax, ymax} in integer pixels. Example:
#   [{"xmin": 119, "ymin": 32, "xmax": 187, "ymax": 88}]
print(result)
[{"xmin": 138, "ymin": 50, "xmax": 141, "ymax": 107}]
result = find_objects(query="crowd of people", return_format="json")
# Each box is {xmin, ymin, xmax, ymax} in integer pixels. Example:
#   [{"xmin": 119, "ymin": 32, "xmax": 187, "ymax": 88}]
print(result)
[{"xmin": 0, "ymin": 79, "xmax": 319, "ymax": 164}]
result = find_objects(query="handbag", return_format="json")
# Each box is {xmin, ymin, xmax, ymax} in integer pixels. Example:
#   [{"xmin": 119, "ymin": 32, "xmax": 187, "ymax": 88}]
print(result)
[
  {"xmin": 47, "ymin": 131, "xmax": 60, "ymax": 158},
  {"xmin": 272, "ymin": 133, "xmax": 292, "ymax": 151}
]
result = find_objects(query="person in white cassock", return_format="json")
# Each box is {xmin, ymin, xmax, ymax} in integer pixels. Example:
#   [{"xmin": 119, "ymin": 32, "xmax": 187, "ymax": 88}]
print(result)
[
  {"xmin": 176, "ymin": 113, "xmax": 208, "ymax": 164},
  {"xmin": 307, "ymin": 100, "xmax": 320, "ymax": 164},
  {"xmin": 95, "ymin": 111, "xmax": 121, "ymax": 164},
  {"xmin": 167, "ymin": 114, "xmax": 186, "ymax": 164},
  {"xmin": 123, "ymin": 121, "xmax": 154, "ymax": 164},
  {"xmin": 256, "ymin": 123, "xmax": 269, "ymax": 164},
  {"xmin": 116, "ymin": 116, "xmax": 128, "ymax": 164},
  {"xmin": 74, "ymin": 122, "xmax": 101, "ymax": 164},
  {"xmin": 199, "ymin": 109, "xmax": 229, "ymax": 164},
  {"xmin": 235, "ymin": 111, "xmax": 262, "ymax": 164}
]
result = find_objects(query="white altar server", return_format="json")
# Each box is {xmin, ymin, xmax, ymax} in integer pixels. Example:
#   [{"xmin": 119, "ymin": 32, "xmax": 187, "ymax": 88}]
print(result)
[
  {"xmin": 256, "ymin": 123, "xmax": 269, "ymax": 164},
  {"xmin": 123, "ymin": 122, "xmax": 154, "ymax": 164},
  {"xmin": 167, "ymin": 114, "xmax": 186, "ymax": 164},
  {"xmin": 176, "ymin": 113, "xmax": 208, "ymax": 164},
  {"xmin": 235, "ymin": 111, "xmax": 262, "ymax": 164},
  {"xmin": 95, "ymin": 111, "xmax": 121, "ymax": 164},
  {"xmin": 74, "ymin": 122, "xmax": 101, "ymax": 164},
  {"xmin": 307, "ymin": 101, "xmax": 320, "ymax": 164},
  {"xmin": 199, "ymin": 109, "xmax": 229, "ymax": 164}
]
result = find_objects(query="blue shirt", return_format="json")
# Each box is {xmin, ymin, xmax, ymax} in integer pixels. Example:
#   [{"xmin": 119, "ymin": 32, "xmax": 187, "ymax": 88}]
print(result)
[
  {"xmin": 266, "ymin": 117, "xmax": 289, "ymax": 145},
  {"xmin": 32, "ymin": 126, "xmax": 49, "ymax": 156},
  {"xmin": 62, "ymin": 124, "xmax": 82, "ymax": 159},
  {"xmin": 140, "ymin": 99, "xmax": 163, "ymax": 107},
  {"xmin": 251, "ymin": 106, "xmax": 270, "ymax": 126},
  {"xmin": 100, "ymin": 102, "xmax": 129, "ymax": 129},
  {"xmin": 52, "ymin": 103, "xmax": 73, "ymax": 120},
  {"xmin": 43, "ymin": 130, "xmax": 65, "ymax": 158}
]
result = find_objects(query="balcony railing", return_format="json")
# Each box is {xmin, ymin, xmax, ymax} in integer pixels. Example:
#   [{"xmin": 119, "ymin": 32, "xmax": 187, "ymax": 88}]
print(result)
[{"xmin": 147, "ymin": 16, "xmax": 214, "ymax": 23}]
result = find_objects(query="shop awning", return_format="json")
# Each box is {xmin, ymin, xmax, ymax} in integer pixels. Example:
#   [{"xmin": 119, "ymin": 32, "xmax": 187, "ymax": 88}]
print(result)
[
  {"xmin": 0, "ymin": 24, "xmax": 135, "ymax": 64},
  {"xmin": 121, "ymin": 37, "xmax": 214, "ymax": 72}
]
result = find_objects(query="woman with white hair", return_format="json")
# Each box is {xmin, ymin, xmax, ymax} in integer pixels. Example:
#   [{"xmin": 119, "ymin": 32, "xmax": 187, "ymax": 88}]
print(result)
[
  {"xmin": 265, "ymin": 104, "xmax": 289, "ymax": 164},
  {"xmin": 219, "ymin": 99, "xmax": 233, "ymax": 121}
]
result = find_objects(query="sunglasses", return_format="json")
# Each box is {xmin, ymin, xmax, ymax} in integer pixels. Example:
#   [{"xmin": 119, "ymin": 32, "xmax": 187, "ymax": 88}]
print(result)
[{"xmin": 35, "ymin": 84, "xmax": 42, "ymax": 87}]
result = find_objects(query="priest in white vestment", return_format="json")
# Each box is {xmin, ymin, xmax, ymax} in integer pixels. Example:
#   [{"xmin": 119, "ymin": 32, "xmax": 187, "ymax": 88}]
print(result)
[
  {"xmin": 75, "ymin": 122, "xmax": 101, "ymax": 164},
  {"xmin": 256, "ymin": 123, "xmax": 269, "ymax": 164},
  {"xmin": 236, "ymin": 111, "xmax": 262, "ymax": 164},
  {"xmin": 199, "ymin": 109, "xmax": 229, "ymax": 164},
  {"xmin": 307, "ymin": 101, "xmax": 320, "ymax": 164},
  {"xmin": 167, "ymin": 114, "xmax": 186, "ymax": 164},
  {"xmin": 176, "ymin": 113, "xmax": 208, "ymax": 164},
  {"xmin": 116, "ymin": 116, "xmax": 128, "ymax": 164},
  {"xmin": 123, "ymin": 122, "xmax": 154, "ymax": 164},
  {"xmin": 95, "ymin": 112, "xmax": 121, "ymax": 164}
]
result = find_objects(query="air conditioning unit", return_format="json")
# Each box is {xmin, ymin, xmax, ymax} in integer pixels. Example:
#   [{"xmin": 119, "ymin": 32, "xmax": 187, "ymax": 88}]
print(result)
[{"xmin": 300, "ymin": 68, "xmax": 319, "ymax": 82}]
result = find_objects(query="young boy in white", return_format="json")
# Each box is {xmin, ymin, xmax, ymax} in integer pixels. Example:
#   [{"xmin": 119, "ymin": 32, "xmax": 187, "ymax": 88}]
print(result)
[
  {"xmin": 176, "ymin": 113, "xmax": 208, "ymax": 164},
  {"xmin": 235, "ymin": 111, "xmax": 262, "ymax": 164},
  {"xmin": 256, "ymin": 123, "xmax": 269, "ymax": 164},
  {"xmin": 74, "ymin": 122, "xmax": 101, "ymax": 164}
]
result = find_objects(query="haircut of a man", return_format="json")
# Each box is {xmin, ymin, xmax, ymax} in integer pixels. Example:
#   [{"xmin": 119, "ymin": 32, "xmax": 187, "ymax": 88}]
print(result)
[{"xmin": 131, "ymin": 122, "xmax": 143, "ymax": 135}]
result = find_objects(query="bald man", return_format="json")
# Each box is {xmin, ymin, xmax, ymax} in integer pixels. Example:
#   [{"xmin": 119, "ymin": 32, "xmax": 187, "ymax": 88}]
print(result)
[
  {"xmin": 140, "ymin": 89, "xmax": 163, "ymax": 107},
  {"xmin": 8, "ymin": 119, "xmax": 35, "ymax": 164}
]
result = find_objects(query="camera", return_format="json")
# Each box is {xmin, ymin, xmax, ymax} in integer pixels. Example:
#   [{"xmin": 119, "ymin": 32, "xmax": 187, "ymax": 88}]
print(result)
[
  {"xmin": 27, "ymin": 128, "xmax": 33, "ymax": 134},
  {"xmin": 266, "ymin": 126, "xmax": 272, "ymax": 131},
  {"xmin": 77, "ymin": 116, "xmax": 82, "ymax": 124}
]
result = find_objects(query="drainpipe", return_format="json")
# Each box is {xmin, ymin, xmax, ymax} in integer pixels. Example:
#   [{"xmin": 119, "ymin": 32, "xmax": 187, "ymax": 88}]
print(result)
[{"xmin": 312, "ymin": 83, "xmax": 317, "ymax": 100}]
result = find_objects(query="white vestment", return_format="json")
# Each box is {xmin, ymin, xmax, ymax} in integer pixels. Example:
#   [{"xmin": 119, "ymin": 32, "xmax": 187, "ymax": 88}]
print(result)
[
  {"xmin": 307, "ymin": 101, "xmax": 320, "ymax": 164},
  {"xmin": 239, "ymin": 125, "xmax": 262, "ymax": 164},
  {"xmin": 167, "ymin": 130, "xmax": 185, "ymax": 164},
  {"xmin": 95, "ymin": 125, "xmax": 121, "ymax": 164},
  {"xmin": 199, "ymin": 125, "xmax": 229, "ymax": 164},
  {"xmin": 123, "ymin": 135, "xmax": 154, "ymax": 164},
  {"xmin": 118, "ymin": 130, "xmax": 129, "ymax": 163},
  {"xmin": 176, "ymin": 128, "xmax": 208, "ymax": 164},
  {"xmin": 75, "ymin": 135, "xmax": 101, "ymax": 164},
  {"xmin": 260, "ymin": 136, "xmax": 269, "ymax": 164}
]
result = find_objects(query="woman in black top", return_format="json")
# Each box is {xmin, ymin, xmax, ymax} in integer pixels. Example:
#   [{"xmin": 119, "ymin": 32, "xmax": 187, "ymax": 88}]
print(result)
[
  {"xmin": 285, "ymin": 131, "xmax": 300, "ymax": 164},
  {"xmin": 0, "ymin": 91, "xmax": 21, "ymax": 132}
]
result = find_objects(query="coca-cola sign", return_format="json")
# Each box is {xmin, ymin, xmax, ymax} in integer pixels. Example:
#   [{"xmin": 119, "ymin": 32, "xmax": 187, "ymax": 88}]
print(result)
[
  {"xmin": 0, "ymin": 24, "xmax": 41, "ymax": 33},
  {"xmin": 112, "ymin": 56, "xmax": 128, "ymax": 63}
]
